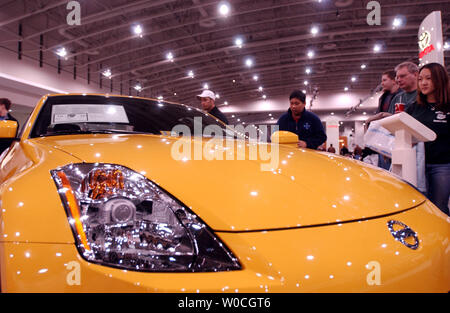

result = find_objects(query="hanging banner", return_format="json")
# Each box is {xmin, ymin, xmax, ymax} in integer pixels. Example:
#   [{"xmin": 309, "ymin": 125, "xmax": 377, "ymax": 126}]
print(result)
[{"xmin": 418, "ymin": 11, "xmax": 445, "ymax": 66}]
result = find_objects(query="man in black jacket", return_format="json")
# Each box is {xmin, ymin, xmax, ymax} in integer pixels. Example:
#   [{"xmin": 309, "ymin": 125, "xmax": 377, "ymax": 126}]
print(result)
[
  {"xmin": 277, "ymin": 90, "xmax": 326, "ymax": 149},
  {"xmin": 0, "ymin": 98, "xmax": 19, "ymax": 154},
  {"xmin": 197, "ymin": 90, "xmax": 229, "ymax": 124},
  {"xmin": 377, "ymin": 70, "xmax": 402, "ymax": 113},
  {"xmin": 0, "ymin": 98, "xmax": 18, "ymax": 125}
]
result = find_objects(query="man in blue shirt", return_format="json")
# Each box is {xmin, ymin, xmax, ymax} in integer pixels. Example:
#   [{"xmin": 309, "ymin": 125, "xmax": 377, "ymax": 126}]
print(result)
[{"xmin": 277, "ymin": 90, "xmax": 327, "ymax": 149}]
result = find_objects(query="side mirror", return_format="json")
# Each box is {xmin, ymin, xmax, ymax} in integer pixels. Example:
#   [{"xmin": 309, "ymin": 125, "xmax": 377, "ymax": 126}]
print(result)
[
  {"xmin": 270, "ymin": 131, "xmax": 299, "ymax": 144},
  {"xmin": 0, "ymin": 120, "xmax": 19, "ymax": 138},
  {"xmin": 0, "ymin": 120, "xmax": 19, "ymax": 154}
]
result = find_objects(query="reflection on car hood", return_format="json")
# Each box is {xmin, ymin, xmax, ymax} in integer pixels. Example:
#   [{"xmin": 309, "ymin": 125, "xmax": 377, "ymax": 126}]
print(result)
[{"xmin": 35, "ymin": 134, "xmax": 426, "ymax": 231}]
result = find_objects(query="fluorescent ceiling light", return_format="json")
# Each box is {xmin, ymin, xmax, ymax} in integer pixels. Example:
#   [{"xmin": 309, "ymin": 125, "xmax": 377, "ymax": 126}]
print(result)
[
  {"xmin": 56, "ymin": 47, "xmax": 67, "ymax": 58},
  {"xmin": 218, "ymin": 3, "xmax": 230, "ymax": 16},
  {"xmin": 102, "ymin": 69, "xmax": 112, "ymax": 78},
  {"xmin": 392, "ymin": 17, "xmax": 402, "ymax": 28},
  {"xmin": 166, "ymin": 52, "xmax": 174, "ymax": 62},
  {"xmin": 133, "ymin": 25, "xmax": 143, "ymax": 37},
  {"xmin": 235, "ymin": 38, "xmax": 243, "ymax": 48}
]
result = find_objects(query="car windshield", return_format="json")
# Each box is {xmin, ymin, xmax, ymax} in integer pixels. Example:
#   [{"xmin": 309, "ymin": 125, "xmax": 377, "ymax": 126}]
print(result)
[{"xmin": 30, "ymin": 95, "xmax": 242, "ymax": 139}]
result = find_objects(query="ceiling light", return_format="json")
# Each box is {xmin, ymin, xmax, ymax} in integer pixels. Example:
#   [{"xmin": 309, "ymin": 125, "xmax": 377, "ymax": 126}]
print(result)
[
  {"xmin": 392, "ymin": 17, "xmax": 403, "ymax": 29},
  {"xmin": 133, "ymin": 25, "xmax": 143, "ymax": 37},
  {"xmin": 302, "ymin": 89, "xmax": 307, "ymax": 94},
  {"xmin": 56, "ymin": 47, "xmax": 67, "ymax": 58},
  {"xmin": 253, "ymin": 75, "xmax": 259, "ymax": 81},
  {"xmin": 203, "ymin": 83, "xmax": 209, "ymax": 89},
  {"xmin": 245, "ymin": 58, "xmax": 254, "ymax": 67},
  {"xmin": 235, "ymin": 37, "xmax": 243, "ymax": 48},
  {"xmin": 307, "ymin": 50, "xmax": 315, "ymax": 58},
  {"xmin": 216, "ymin": 93, "xmax": 220, "ymax": 99},
  {"xmin": 305, "ymin": 68, "xmax": 311, "ymax": 74},
  {"xmin": 134, "ymin": 84, "xmax": 142, "ymax": 92},
  {"xmin": 224, "ymin": 101, "xmax": 228, "ymax": 105},
  {"xmin": 331, "ymin": 112, "xmax": 334, "ymax": 115},
  {"xmin": 102, "ymin": 69, "xmax": 112, "ymax": 79},
  {"xmin": 444, "ymin": 42, "xmax": 450, "ymax": 50},
  {"xmin": 311, "ymin": 26, "xmax": 319, "ymax": 36},
  {"xmin": 361, "ymin": 64, "xmax": 367, "ymax": 69},
  {"xmin": 373, "ymin": 44, "xmax": 381, "ymax": 53},
  {"xmin": 166, "ymin": 52, "xmax": 174, "ymax": 62},
  {"xmin": 218, "ymin": 3, "xmax": 230, "ymax": 16},
  {"xmin": 188, "ymin": 70, "xmax": 194, "ymax": 78},
  {"xmin": 231, "ymin": 115, "xmax": 235, "ymax": 118},
  {"xmin": 262, "ymin": 95, "xmax": 267, "ymax": 99},
  {"xmin": 157, "ymin": 96, "xmax": 163, "ymax": 100},
  {"xmin": 258, "ymin": 86, "xmax": 263, "ymax": 92},
  {"xmin": 232, "ymin": 79, "xmax": 236, "ymax": 83},
  {"xmin": 351, "ymin": 76, "xmax": 357, "ymax": 82},
  {"xmin": 344, "ymin": 87, "xmax": 349, "ymax": 91},
  {"xmin": 304, "ymin": 80, "xmax": 309, "ymax": 86}
]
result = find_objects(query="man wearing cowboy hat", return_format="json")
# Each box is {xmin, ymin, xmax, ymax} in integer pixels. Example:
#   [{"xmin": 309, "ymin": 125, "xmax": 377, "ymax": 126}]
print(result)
[{"xmin": 197, "ymin": 90, "xmax": 229, "ymax": 124}]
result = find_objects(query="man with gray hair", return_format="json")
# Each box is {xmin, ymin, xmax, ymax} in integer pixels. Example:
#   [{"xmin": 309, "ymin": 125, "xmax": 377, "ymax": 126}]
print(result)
[
  {"xmin": 366, "ymin": 62, "xmax": 419, "ymax": 127},
  {"xmin": 388, "ymin": 61, "xmax": 419, "ymax": 114}
]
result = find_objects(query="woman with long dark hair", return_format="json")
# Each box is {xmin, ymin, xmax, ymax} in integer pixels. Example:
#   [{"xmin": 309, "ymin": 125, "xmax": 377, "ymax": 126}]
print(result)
[{"xmin": 406, "ymin": 62, "xmax": 450, "ymax": 215}]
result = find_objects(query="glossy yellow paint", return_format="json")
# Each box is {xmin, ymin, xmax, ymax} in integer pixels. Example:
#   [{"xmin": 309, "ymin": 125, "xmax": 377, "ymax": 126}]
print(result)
[
  {"xmin": 270, "ymin": 131, "xmax": 298, "ymax": 145},
  {"xmin": 0, "ymin": 94, "xmax": 449, "ymax": 292},
  {"xmin": 1, "ymin": 201, "xmax": 448, "ymax": 292}
]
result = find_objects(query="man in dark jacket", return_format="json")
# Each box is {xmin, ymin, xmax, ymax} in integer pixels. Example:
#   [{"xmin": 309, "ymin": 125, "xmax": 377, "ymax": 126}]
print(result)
[
  {"xmin": 0, "ymin": 98, "xmax": 19, "ymax": 154},
  {"xmin": 377, "ymin": 70, "xmax": 402, "ymax": 114},
  {"xmin": 0, "ymin": 98, "xmax": 18, "ymax": 125},
  {"xmin": 197, "ymin": 90, "xmax": 229, "ymax": 124},
  {"xmin": 277, "ymin": 90, "xmax": 327, "ymax": 149}
]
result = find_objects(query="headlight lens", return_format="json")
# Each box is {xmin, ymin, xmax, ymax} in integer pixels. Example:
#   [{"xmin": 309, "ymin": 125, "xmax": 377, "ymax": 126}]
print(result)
[{"xmin": 51, "ymin": 163, "xmax": 241, "ymax": 272}]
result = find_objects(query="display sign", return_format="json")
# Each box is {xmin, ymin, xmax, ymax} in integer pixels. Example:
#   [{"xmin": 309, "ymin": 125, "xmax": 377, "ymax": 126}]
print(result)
[
  {"xmin": 51, "ymin": 104, "xmax": 129, "ymax": 124},
  {"xmin": 418, "ymin": 11, "xmax": 444, "ymax": 66}
]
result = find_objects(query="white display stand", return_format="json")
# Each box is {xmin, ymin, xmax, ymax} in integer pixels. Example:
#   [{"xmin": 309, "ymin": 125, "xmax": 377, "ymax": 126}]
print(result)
[{"xmin": 377, "ymin": 112, "xmax": 436, "ymax": 186}]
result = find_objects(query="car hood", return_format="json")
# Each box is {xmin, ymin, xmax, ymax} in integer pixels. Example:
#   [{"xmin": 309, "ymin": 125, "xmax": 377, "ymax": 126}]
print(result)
[{"xmin": 35, "ymin": 134, "xmax": 426, "ymax": 231}]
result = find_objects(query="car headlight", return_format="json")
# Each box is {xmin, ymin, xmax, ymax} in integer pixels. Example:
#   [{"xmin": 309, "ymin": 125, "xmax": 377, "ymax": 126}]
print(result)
[{"xmin": 51, "ymin": 163, "xmax": 241, "ymax": 272}]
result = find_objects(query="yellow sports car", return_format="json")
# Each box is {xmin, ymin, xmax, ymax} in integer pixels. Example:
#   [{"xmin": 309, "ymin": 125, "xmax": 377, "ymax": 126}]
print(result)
[{"xmin": 0, "ymin": 94, "xmax": 448, "ymax": 293}]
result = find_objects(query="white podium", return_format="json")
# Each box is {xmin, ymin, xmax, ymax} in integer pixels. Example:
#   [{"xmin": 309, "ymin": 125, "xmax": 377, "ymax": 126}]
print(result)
[{"xmin": 376, "ymin": 112, "xmax": 436, "ymax": 186}]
